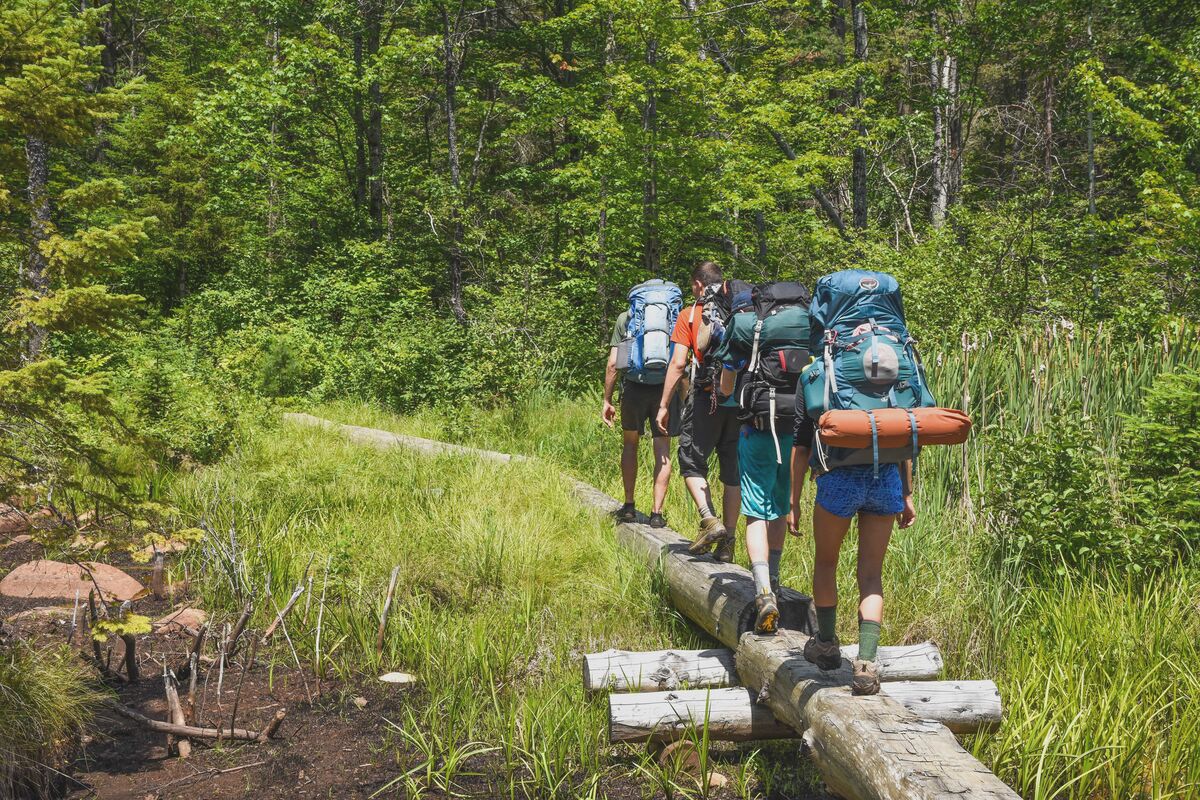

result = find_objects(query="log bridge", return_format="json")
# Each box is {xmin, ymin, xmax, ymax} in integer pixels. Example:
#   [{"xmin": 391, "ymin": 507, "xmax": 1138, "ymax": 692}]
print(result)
[{"xmin": 284, "ymin": 413, "xmax": 1021, "ymax": 800}]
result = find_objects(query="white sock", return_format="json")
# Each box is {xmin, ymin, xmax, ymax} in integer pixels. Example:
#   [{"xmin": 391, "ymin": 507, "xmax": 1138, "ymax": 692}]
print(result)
[
  {"xmin": 751, "ymin": 561, "xmax": 772, "ymax": 595},
  {"xmin": 768, "ymin": 548, "xmax": 783, "ymax": 586}
]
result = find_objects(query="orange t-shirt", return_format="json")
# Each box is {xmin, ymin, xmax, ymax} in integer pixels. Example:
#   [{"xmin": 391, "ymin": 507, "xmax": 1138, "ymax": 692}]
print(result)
[{"xmin": 671, "ymin": 303, "xmax": 705, "ymax": 356}]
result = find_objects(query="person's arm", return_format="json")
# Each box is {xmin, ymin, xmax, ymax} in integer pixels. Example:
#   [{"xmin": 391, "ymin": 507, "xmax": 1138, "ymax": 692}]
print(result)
[
  {"xmin": 655, "ymin": 345, "xmax": 690, "ymax": 433},
  {"xmin": 602, "ymin": 347, "xmax": 619, "ymax": 427},
  {"xmin": 899, "ymin": 459, "xmax": 917, "ymax": 528},
  {"xmin": 789, "ymin": 445, "xmax": 811, "ymax": 535},
  {"xmin": 719, "ymin": 365, "xmax": 737, "ymax": 398}
]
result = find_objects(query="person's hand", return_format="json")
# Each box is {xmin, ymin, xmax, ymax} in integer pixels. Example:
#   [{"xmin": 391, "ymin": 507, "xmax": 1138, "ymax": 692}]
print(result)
[
  {"xmin": 788, "ymin": 506, "xmax": 804, "ymax": 536},
  {"xmin": 602, "ymin": 400, "xmax": 617, "ymax": 428},
  {"xmin": 655, "ymin": 405, "xmax": 669, "ymax": 435},
  {"xmin": 899, "ymin": 495, "xmax": 917, "ymax": 529}
]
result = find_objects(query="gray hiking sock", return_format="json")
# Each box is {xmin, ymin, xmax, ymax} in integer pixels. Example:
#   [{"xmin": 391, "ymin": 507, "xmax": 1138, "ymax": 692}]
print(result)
[
  {"xmin": 768, "ymin": 548, "xmax": 783, "ymax": 585},
  {"xmin": 751, "ymin": 561, "xmax": 772, "ymax": 595}
]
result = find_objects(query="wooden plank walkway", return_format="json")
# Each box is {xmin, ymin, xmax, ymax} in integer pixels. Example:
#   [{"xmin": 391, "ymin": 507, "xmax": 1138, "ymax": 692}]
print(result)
[{"xmin": 284, "ymin": 413, "xmax": 1022, "ymax": 800}]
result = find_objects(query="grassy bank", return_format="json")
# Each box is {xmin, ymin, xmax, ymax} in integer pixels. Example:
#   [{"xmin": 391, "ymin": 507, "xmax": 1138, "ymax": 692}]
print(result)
[{"xmin": 306, "ymin": 323, "xmax": 1200, "ymax": 800}]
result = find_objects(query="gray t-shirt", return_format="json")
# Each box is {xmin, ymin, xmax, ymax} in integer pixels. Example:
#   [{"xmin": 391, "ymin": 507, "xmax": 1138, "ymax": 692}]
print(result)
[{"xmin": 610, "ymin": 311, "xmax": 666, "ymax": 385}]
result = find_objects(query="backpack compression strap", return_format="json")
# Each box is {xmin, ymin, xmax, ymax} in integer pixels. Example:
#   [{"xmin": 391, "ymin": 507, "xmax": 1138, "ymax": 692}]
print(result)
[
  {"xmin": 868, "ymin": 409, "xmax": 880, "ymax": 478},
  {"xmin": 747, "ymin": 319, "xmax": 765, "ymax": 373}
]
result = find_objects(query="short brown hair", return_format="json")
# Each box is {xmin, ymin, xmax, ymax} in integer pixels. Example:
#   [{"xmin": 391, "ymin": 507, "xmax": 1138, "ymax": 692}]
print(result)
[{"xmin": 692, "ymin": 260, "xmax": 723, "ymax": 285}]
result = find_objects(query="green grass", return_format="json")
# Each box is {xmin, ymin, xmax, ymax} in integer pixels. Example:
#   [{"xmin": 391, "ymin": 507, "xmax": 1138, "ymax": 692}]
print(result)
[
  {"xmin": 171, "ymin": 420, "xmax": 750, "ymax": 797},
  {"xmin": 0, "ymin": 641, "xmax": 104, "ymax": 799}
]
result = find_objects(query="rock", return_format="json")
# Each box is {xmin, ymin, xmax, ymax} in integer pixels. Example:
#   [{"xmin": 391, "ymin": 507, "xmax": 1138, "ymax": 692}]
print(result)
[
  {"xmin": 378, "ymin": 671, "xmax": 418, "ymax": 685},
  {"xmin": 707, "ymin": 771, "xmax": 729, "ymax": 789},
  {"xmin": 0, "ymin": 505, "xmax": 29, "ymax": 536},
  {"xmin": 6, "ymin": 605, "xmax": 73, "ymax": 622},
  {"xmin": 2, "ymin": 534, "xmax": 32, "ymax": 548},
  {"xmin": 657, "ymin": 740, "xmax": 701, "ymax": 774},
  {"xmin": 352, "ymin": 696, "xmax": 368, "ymax": 709},
  {"xmin": 153, "ymin": 607, "xmax": 207, "ymax": 634},
  {"xmin": 0, "ymin": 560, "xmax": 144, "ymax": 601}
]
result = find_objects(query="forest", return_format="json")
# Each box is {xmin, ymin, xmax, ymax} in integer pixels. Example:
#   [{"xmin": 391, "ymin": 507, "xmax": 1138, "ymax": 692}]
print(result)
[{"xmin": 2, "ymin": 0, "xmax": 1199, "ymax": 797}]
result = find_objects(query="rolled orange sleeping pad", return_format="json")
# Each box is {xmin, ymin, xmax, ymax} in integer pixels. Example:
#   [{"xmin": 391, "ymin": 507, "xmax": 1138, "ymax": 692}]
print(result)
[{"xmin": 817, "ymin": 407, "xmax": 972, "ymax": 449}]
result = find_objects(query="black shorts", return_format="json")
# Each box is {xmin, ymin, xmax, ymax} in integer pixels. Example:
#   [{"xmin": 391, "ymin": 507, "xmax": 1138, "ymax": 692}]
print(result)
[
  {"xmin": 678, "ymin": 388, "xmax": 740, "ymax": 486},
  {"xmin": 620, "ymin": 380, "xmax": 681, "ymax": 437}
]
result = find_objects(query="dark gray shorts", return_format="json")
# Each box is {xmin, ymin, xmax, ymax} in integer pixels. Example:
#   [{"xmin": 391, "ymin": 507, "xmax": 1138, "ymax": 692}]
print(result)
[
  {"xmin": 620, "ymin": 379, "xmax": 681, "ymax": 437},
  {"xmin": 678, "ymin": 389, "xmax": 740, "ymax": 486}
]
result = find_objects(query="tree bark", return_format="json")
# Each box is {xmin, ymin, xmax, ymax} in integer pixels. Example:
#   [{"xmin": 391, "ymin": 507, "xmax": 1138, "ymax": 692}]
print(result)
[
  {"xmin": 362, "ymin": 0, "xmax": 385, "ymax": 231},
  {"xmin": 851, "ymin": 0, "xmax": 868, "ymax": 229},
  {"xmin": 642, "ymin": 39, "xmax": 660, "ymax": 275},
  {"xmin": 23, "ymin": 135, "xmax": 51, "ymax": 362},
  {"xmin": 584, "ymin": 642, "xmax": 944, "ymax": 693},
  {"xmin": 442, "ymin": 4, "xmax": 468, "ymax": 324}
]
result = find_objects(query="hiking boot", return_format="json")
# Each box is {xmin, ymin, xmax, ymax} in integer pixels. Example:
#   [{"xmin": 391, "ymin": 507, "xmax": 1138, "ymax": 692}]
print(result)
[
  {"xmin": 753, "ymin": 592, "xmax": 779, "ymax": 635},
  {"xmin": 615, "ymin": 504, "xmax": 638, "ymax": 524},
  {"xmin": 851, "ymin": 659, "xmax": 880, "ymax": 696},
  {"xmin": 713, "ymin": 534, "xmax": 735, "ymax": 563},
  {"xmin": 648, "ymin": 512, "xmax": 667, "ymax": 529},
  {"xmin": 802, "ymin": 634, "xmax": 843, "ymax": 671},
  {"xmin": 688, "ymin": 517, "xmax": 728, "ymax": 555}
]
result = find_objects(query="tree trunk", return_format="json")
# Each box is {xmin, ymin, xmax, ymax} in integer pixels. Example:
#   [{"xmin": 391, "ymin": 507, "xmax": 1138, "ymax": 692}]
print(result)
[
  {"xmin": 929, "ymin": 34, "xmax": 947, "ymax": 228},
  {"xmin": 1043, "ymin": 73, "xmax": 1055, "ymax": 180},
  {"xmin": 362, "ymin": 0, "xmax": 384, "ymax": 232},
  {"xmin": 23, "ymin": 135, "xmax": 51, "ymax": 362},
  {"xmin": 642, "ymin": 39, "xmax": 660, "ymax": 275},
  {"xmin": 584, "ymin": 642, "xmax": 944, "ymax": 693},
  {"xmin": 851, "ymin": 0, "xmax": 868, "ymax": 229},
  {"xmin": 352, "ymin": 28, "xmax": 368, "ymax": 212},
  {"xmin": 442, "ymin": 5, "xmax": 467, "ymax": 324},
  {"xmin": 608, "ymin": 681, "xmax": 1000, "ymax": 743}
]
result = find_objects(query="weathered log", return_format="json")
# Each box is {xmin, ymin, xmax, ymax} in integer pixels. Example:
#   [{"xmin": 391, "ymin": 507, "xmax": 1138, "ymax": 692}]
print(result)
[
  {"xmin": 584, "ymin": 642, "xmax": 943, "ymax": 692},
  {"xmin": 283, "ymin": 413, "xmax": 528, "ymax": 464},
  {"xmin": 605, "ymin": 522, "xmax": 1018, "ymax": 798},
  {"xmin": 105, "ymin": 701, "xmax": 284, "ymax": 742},
  {"xmin": 609, "ymin": 680, "xmax": 998, "ymax": 744},
  {"xmin": 609, "ymin": 688, "xmax": 795, "ymax": 743}
]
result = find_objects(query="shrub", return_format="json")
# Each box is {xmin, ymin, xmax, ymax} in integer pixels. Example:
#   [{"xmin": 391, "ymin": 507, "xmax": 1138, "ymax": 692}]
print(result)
[
  {"xmin": 984, "ymin": 414, "xmax": 1133, "ymax": 575},
  {"xmin": 1121, "ymin": 366, "xmax": 1200, "ymax": 553}
]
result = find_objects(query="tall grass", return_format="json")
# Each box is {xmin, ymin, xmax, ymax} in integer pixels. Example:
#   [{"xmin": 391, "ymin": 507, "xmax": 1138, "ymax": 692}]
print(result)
[
  {"xmin": 172, "ymin": 424, "xmax": 707, "ymax": 796},
  {"xmin": 311, "ymin": 322, "xmax": 1200, "ymax": 799},
  {"xmin": 0, "ymin": 642, "xmax": 104, "ymax": 799}
]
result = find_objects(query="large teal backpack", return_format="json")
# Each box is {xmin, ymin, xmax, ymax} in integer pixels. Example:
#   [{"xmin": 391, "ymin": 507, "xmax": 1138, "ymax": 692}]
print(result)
[{"xmin": 802, "ymin": 270, "xmax": 935, "ymax": 472}]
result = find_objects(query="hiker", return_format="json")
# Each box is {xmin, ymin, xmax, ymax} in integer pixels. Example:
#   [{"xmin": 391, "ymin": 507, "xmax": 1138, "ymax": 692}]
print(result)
[
  {"xmin": 602, "ymin": 279, "xmax": 684, "ymax": 527},
  {"xmin": 654, "ymin": 261, "xmax": 745, "ymax": 562},
  {"xmin": 711, "ymin": 281, "xmax": 812, "ymax": 634},
  {"xmin": 792, "ymin": 270, "xmax": 932, "ymax": 696}
]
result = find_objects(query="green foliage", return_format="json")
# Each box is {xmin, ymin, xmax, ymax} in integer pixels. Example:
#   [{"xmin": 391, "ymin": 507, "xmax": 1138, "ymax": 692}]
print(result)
[
  {"xmin": 1121, "ymin": 367, "xmax": 1200, "ymax": 549},
  {"xmin": 985, "ymin": 415, "xmax": 1131, "ymax": 574},
  {"xmin": 0, "ymin": 640, "xmax": 105, "ymax": 799}
]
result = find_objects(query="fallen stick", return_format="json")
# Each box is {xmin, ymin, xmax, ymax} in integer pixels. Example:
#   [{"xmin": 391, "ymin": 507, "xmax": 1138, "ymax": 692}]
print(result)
[
  {"xmin": 261, "ymin": 584, "xmax": 304, "ymax": 644},
  {"xmin": 165, "ymin": 672, "xmax": 192, "ymax": 758},
  {"xmin": 229, "ymin": 637, "xmax": 259, "ymax": 735},
  {"xmin": 177, "ymin": 623, "xmax": 207, "ymax": 679},
  {"xmin": 256, "ymin": 709, "xmax": 287, "ymax": 743},
  {"xmin": 376, "ymin": 565, "xmax": 401, "ymax": 658},
  {"xmin": 105, "ymin": 701, "xmax": 284, "ymax": 742},
  {"xmin": 225, "ymin": 602, "xmax": 253, "ymax": 660},
  {"xmin": 187, "ymin": 652, "xmax": 199, "ymax": 724}
]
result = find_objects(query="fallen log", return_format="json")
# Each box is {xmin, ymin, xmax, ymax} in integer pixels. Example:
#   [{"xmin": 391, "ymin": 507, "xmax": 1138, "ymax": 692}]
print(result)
[
  {"xmin": 609, "ymin": 680, "xmax": 998, "ymax": 743},
  {"xmin": 106, "ymin": 700, "xmax": 285, "ymax": 743},
  {"xmin": 604, "ymin": 522, "xmax": 1018, "ymax": 798},
  {"xmin": 609, "ymin": 688, "xmax": 795, "ymax": 743},
  {"xmin": 584, "ymin": 641, "xmax": 944, "ymax": 692}
]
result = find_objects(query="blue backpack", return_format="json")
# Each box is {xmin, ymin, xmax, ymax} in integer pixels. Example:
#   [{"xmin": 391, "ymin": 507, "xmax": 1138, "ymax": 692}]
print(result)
[
  {"xmin": 802, "ymin": 270, "xmax": 935, "ymax": 471},
  {"xmin": 624, "ymin": 279, "xmax": 682, "ymax": 383}
]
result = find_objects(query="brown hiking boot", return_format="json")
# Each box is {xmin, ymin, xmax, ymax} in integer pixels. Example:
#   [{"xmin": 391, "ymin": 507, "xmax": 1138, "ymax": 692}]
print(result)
[
  {"xmin": 802, "ymin": 634, "xmax": 843, "ymax": 671},
  {"xmin": 688, "ymin": 516, "xmax": 728, "ymax": 556},
  {"xmin": 851, "ymin": 659, "xmax": 880, "ymax": 695},
  {"xmin": 713, "ymin": 534, "xmax": 735, "ymax": 563},
  {"xmin": 753, "ymin": 592, "xmax": 779, "ymax": 634}
]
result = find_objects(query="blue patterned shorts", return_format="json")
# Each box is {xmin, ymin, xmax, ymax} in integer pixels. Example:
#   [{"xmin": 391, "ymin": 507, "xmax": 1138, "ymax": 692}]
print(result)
[{"xmin": 815, "ymin": 463, "xmax": 904, "ymax": 518}]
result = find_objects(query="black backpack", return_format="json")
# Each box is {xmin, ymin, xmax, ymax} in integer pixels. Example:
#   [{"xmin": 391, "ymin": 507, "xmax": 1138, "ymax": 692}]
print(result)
[
  {"xmin": 691, "ymin": 279, "xmax": 753, "ymax": 388},
  {"xmin": 735, "ymin": 281, "xmax": 812, "ymax": 462}
]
